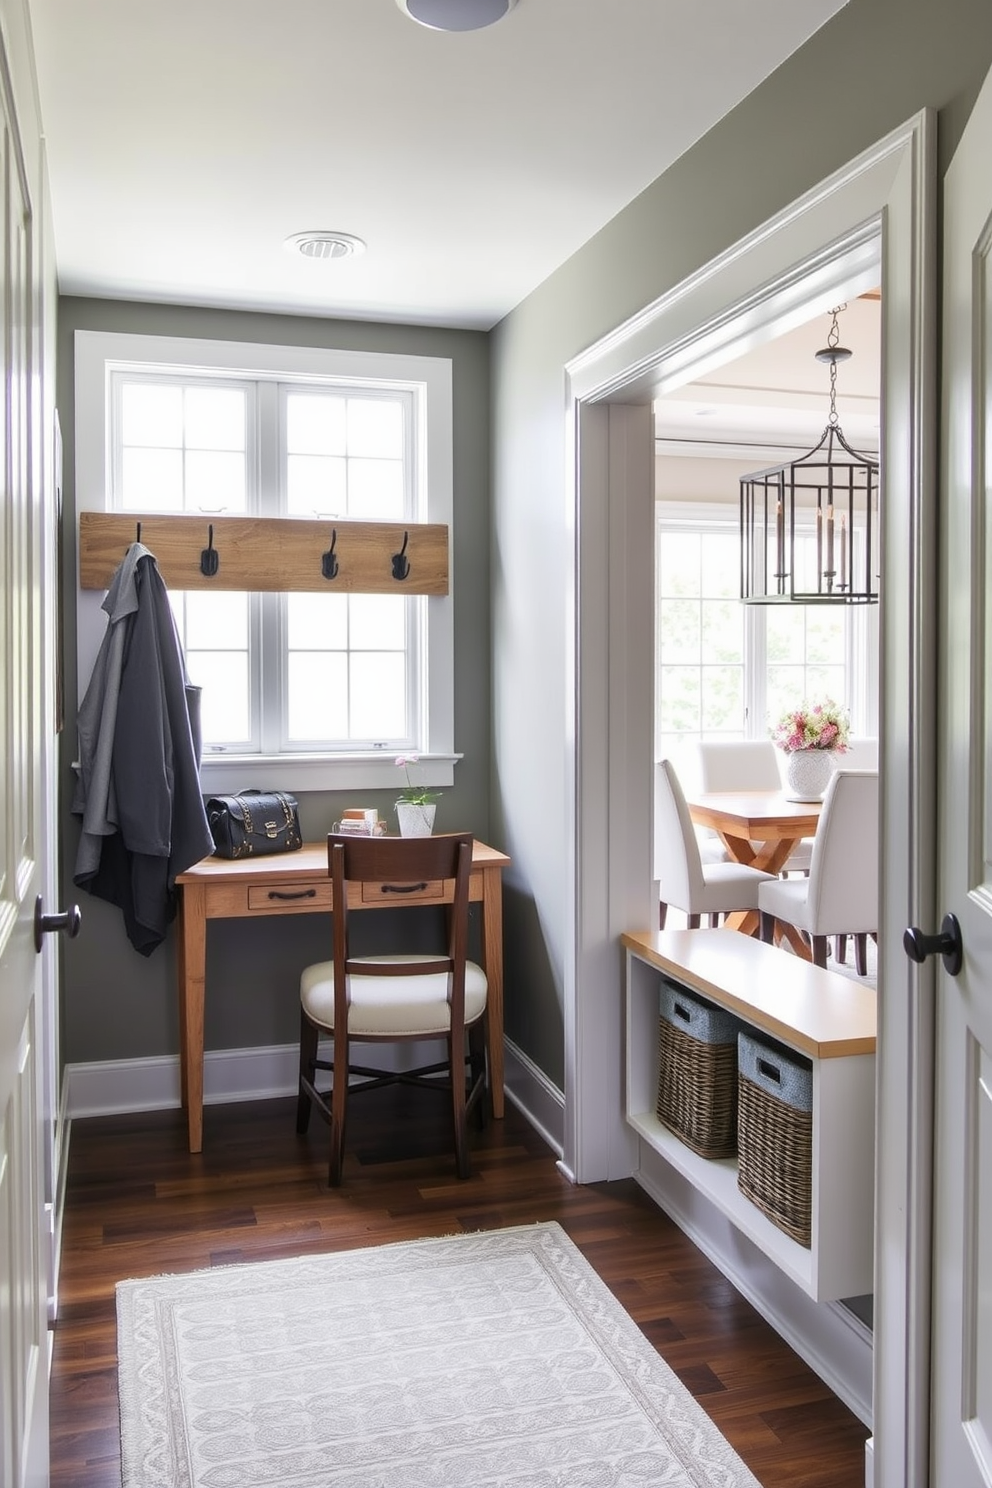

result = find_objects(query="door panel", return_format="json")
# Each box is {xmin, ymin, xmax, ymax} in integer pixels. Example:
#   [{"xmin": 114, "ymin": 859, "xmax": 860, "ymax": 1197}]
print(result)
[
  {"xmin": 933, "ymin": 56, "xmax": 992, "ymax": 1488},
  {"xmin": 0, "ymin": 22, "xmax": 48, "ymax": 1488}
]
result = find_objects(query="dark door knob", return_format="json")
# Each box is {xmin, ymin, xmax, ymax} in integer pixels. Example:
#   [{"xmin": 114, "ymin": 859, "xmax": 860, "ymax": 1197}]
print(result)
[
  {"xmin": 34, "ymin": 895, "xmax": 82, "ymax": 954},
  {"xmin": 903, "ymin": 912, "xmax": 963, "ymax": 977}
]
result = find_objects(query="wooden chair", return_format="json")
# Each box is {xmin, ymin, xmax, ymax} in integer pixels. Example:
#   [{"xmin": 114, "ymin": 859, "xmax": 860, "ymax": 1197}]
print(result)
[
  {"xmin": 655, "ymin": 758, "xmax": 775, "ymax": 929},
  {"xmin": 296, "ymin": 832, "xmax": 488, "ymax": 1186},
  {"xmin": 757, "ymin": 770, "xmax": 879, "ymax": 973}
]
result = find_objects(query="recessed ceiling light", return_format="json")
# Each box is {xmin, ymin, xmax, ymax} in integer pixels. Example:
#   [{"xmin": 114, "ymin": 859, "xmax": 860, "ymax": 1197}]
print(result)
[
  {"xmin": 284, "ymin": 231, "xmax": 366, "ymax": 262},
  {"xmin": 395, "ymin": 0, "xmax": 517, "ymax": 32}
]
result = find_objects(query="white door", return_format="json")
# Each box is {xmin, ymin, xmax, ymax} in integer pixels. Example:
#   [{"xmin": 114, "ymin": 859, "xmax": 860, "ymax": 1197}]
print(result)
[
  {"xmin": 931, "ymin": 58, "xmax": 992, "ymax": 1488},
  {"xmin": 0, "ymin": 28, "xmax": 58, "ymax": 1488}
]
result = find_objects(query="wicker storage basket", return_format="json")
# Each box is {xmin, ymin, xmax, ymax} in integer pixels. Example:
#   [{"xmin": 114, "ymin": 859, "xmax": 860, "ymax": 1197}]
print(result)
[
  {"xmin": 736, "ymin": 1032, "xmax": 813, "ymax": 1248},
  {"xmin": 656, "ymin": 981, "xmax": 743, "ymax": 1159}
]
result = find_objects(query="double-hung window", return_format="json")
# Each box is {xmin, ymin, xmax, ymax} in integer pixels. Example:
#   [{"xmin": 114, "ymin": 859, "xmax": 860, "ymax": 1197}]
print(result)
[
  {"xmin": 75, "ymin": 332, "xmax": 455, "ymax": 793},
  {"xmin": 655, "ymin": 502, "xmax": 877, "ymax": 760}
]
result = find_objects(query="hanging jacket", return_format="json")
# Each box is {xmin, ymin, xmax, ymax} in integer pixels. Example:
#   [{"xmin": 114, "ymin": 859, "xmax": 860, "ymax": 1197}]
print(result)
[{"xmin": 72, "ymin": 543, "xmax": 214, "ymax": 955}]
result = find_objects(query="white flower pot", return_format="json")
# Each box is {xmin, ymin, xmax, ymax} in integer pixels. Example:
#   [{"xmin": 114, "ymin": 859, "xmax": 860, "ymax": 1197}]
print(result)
[
  {"xmin": 395, "ymin": 801, "xmax": 436, "ymax": 837},
  {"xmin": 784, "ymin": 748, "xmax": 835, "ymax": 801}
]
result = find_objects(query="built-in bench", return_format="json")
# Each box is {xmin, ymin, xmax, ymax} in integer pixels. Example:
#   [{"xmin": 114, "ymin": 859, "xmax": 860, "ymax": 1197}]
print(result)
[{"xmin": 622, "ymin": 927, "xmax": 876, "ymax": 1303}]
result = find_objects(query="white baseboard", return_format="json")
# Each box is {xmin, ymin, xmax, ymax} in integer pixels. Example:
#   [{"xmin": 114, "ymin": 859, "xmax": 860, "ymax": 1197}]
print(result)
[
  {"xmin": 63, "ymin": 1035, "xmax": 566, "ymax": 1147},
  {"xmin": 63, "ymin": 1036, "xmax": 455, "ymax": 1119},
  {"xmin": 635, "ymin": 1144, "xmax": 874, "ymax": 1428},
  {"xmin": 503, "ymin": 1038, "xmax": 564, "ymax": 1155}
]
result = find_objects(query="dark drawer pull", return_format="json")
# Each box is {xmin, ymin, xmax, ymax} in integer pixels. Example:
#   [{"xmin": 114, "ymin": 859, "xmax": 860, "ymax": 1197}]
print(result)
[
  {"xmin": 380, "ymin": 881, "xmax": 429, "ymax": 895},
  {"xmin": 267, "ymin": 889, "xmax": 317, "ymax": 901}
]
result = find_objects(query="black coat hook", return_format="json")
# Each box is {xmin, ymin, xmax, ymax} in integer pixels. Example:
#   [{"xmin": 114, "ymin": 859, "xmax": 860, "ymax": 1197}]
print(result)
[
  {"xmin": 126, "ymin": 520, "xmax": 142, "ymax": 555},
  {"xmin": 321, "ymin": 528, "xmax": 339, "ymax": 580},
  {"xmin": 391, "ymin": 530, "xmax": 410, "ymax": 581},
  {"xmin": 200, "ymin": 524, "xmax": 220, "ymax": 577}
]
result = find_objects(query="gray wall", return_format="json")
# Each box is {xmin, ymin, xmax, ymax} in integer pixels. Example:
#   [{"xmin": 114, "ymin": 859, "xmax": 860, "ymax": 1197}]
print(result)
[
  {"xmin": 58, "ymin": 297, "xmax": 491, "ymax": 1066},
  {"xmin": 490, "ymin": 0, "xmax": 992, "ymax": 1086}
]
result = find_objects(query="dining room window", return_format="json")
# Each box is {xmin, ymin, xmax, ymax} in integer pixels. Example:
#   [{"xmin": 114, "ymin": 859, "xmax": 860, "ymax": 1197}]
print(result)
[{"xmin": 655, "ymin": 505, "xmax": 877, "ymax": 760}]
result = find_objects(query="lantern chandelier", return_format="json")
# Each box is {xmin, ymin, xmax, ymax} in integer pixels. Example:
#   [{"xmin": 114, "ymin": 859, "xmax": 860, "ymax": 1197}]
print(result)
[{"xmin": 739, "ymin": 304, "xmax": 879, "ymax": 605}]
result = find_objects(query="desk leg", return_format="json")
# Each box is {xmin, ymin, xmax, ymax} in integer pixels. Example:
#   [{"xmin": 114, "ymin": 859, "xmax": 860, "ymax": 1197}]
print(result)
[
  {"xmin": 178, "ymin": 882, "xmax": 207, "ymax": 1153},
  {"xmin": 481, "ymin": 866, "xmax": 505, "ymax": 1119}
]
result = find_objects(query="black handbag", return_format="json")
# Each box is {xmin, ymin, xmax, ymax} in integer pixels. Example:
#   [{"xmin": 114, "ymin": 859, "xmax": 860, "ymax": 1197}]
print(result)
[{"xmin": 206, "ymin": 790, "xmax": 303, "ymax": 859}]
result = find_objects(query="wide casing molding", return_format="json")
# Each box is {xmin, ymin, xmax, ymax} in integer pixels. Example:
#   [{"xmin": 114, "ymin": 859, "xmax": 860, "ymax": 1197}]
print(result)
[{"xmin": 563, "ymin": 109, "xmax": 935, "ymax": 1488}]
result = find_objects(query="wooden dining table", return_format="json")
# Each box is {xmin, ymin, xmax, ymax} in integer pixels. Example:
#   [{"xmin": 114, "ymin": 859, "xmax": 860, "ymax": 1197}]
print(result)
[{"xmin": 685, "ymin": 789, "xmax": 823, "ymax": 949}]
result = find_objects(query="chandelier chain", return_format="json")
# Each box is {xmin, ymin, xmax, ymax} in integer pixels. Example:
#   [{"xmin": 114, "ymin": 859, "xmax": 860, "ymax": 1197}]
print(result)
[{"xmin": 826, "ymin": 303, "xmax": 846, "ymax": 426}]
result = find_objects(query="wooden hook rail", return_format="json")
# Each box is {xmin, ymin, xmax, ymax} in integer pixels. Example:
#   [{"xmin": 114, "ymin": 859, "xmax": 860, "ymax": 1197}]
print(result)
[{"xmin": 78, "ymin": 511, "xmax": 449, "ymax": 596}]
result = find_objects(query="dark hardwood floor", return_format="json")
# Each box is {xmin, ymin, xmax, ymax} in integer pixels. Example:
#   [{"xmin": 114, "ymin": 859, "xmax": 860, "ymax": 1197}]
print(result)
[{"xmin": 50, "ymin": 1090, "xmax": 870, "ymax": 1487}]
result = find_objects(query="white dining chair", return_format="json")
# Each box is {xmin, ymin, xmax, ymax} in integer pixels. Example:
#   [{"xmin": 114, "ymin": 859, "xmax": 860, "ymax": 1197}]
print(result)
[
  {"xmin": 757, "ymin": 769, "xmax": 879, "ymax": 972},
  {"xmin": 655, "ymin": 758, "xmax": 776, "ymax": 930},
  {"xmin": 691, "ymin": 739, "xmax": 811, "ymax": 876}
]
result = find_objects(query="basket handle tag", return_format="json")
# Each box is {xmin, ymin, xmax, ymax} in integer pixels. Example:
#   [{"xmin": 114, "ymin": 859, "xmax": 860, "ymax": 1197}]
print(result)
[
  {"xmin": 673, "ymin": 1003, "xmax": 691, "ymax": 1022},
  {"xmin": 758, "ymin": 1058, "xmax": 781, "ymax": 1083}
]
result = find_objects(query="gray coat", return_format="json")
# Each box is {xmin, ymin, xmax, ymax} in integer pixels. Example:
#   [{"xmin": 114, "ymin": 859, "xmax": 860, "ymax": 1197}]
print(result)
[{"xmin": 73, "ymin": 544, "xmax": 214, "ymax": 954}]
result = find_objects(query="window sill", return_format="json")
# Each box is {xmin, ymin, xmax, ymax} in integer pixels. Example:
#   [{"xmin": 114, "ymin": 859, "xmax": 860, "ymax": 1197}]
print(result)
[{"xmin": 196, "ymin": 752, "xmax": 461, "ymax": 796}]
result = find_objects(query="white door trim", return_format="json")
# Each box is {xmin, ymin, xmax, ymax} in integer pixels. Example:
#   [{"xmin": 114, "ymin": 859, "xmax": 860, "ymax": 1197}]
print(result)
[{"xmin": 563, "ymin": 111, "xmax": 936, "ymax": 1488}]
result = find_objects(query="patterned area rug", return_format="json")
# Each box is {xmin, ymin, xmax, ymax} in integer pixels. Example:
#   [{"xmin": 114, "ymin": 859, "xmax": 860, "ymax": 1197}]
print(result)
[{"xmin": 116, "ymin": 1221, "xmax": 760, "ymax": 1488}]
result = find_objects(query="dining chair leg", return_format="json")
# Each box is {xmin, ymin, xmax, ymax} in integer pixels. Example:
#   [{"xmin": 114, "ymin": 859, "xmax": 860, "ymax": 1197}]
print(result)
[
  {"xmin": 835, "ymin": 934, "xmax": 848, "ymax": 964},
  {"xmin": 468, "ymin": 1019, "xmax": 487, "ymax": 1130},
  {"xmin": 449, "ymin": 1029, "xmax": 470, "ymax": 1179},
  {"xmin": 854, "ymin": 933, "xmax": 868, "ymax": 976},
  {"xmin": 329, "ymin": 1030, "xmax": 349, "ymax": 1187},
  {"xmin": 659, "ymin": 901, "xmax": 668, "ymax": 930},
  {"xmin": 811, "ymin": 935, "xmax": 829, "ymax": 968},
  {"xmin": 759, "ymin": 911, "xmax": 776, "ymax": 945},
  {"xmin": 708, "ymin": 913, "xmax": 721, "ymax": 928},
  {"xmin": 687, "ymin": 913, "xmax": 700, "ymax": 929},
  {"xmin": 296, "ymin": 1011, "xmax": 319, "ymax": 1134}
]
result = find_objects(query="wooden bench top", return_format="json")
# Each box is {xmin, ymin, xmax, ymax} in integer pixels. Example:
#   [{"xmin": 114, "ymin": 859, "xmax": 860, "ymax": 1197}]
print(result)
[{"xmin": 622, "ymin": 929, "xmax": 876, "ymax": 1059}]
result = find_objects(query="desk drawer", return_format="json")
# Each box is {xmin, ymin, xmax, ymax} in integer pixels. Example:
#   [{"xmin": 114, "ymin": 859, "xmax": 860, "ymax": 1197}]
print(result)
[
  {"xmin": 246, "ymin": 880, "xmax": 332, "ymax": 912},
  {"xmin": 360, "ymin": 877, "xmax": 446, "ymax": 905}
]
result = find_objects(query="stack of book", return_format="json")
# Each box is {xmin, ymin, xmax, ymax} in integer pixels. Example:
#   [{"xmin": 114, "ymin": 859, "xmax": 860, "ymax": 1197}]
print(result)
[{"xmin": 333, "ymin": 808, "xmax": 387, "ymax": 837}]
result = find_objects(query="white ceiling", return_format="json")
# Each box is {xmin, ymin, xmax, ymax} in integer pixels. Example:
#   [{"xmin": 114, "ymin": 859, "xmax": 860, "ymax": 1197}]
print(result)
[
  {"xmin": 654, "ymin": 294, "xmax": 881, "ymax": 450},
  {"xmin": 27, "ymin": 0, "xmax": 847, "ymax": 331}
]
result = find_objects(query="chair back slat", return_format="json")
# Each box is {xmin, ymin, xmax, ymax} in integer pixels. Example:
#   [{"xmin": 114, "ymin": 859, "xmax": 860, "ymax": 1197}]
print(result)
[{"xmin": 329, "ymin": 832, "xmax": 474, "ymax": 1024}]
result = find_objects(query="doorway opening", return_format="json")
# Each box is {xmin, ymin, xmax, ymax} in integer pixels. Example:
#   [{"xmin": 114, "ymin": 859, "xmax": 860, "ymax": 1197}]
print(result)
[{"xmin": 563, "ymin": 111, "xmax": 934, "ymax": 1473}]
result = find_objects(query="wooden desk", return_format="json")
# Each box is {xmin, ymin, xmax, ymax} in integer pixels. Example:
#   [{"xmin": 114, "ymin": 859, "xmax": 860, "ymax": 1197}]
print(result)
[
  {"xmin": 686, "ymin": 790, "xmax": 822, "ymax": 949},
  {"xmin": 175, "ymin": 839, "xmax": 511, "ymax": 1153}
]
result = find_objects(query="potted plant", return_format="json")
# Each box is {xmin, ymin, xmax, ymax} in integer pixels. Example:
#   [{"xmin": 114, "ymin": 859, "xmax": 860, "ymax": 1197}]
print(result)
[
  {"xmin": 771, "ymin": 699, "xmax": 851, "ymax": 800},
  {"xmin": 394, "ymin": 754, "xmax": 441, "ymax": 836}
]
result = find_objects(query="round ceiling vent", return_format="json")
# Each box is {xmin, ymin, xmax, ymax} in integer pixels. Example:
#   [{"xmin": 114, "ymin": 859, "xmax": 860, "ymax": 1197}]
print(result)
[
  {"xmin": 396, "ymin": 0, "xmax": 517, "ymax": 31},
  {"xmin": 284, "ymin": 232, "xmax": 366, "ymax": 262}
]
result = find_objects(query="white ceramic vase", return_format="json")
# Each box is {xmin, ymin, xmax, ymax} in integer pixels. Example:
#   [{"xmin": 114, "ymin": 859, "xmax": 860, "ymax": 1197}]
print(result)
[
  {"xmin": 784, "ymin": 748, "xmax": 835, "ymax": 801},
  {"xmin": 395, "ymin": 801, "xmax": 436, "ymax": 837}
]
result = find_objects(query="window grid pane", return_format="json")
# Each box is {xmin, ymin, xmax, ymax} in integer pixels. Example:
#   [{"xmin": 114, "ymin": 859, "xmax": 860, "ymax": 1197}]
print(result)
[
  {"xmin": 110, "ymin": 370, "xmax": 421, "ymax": 757},
  {"xmin": 657, "ymin": 514, "xmax": 852, "ymax": 757}
]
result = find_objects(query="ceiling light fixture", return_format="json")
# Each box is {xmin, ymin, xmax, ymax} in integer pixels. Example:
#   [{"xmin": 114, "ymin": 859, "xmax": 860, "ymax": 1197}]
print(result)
[
  {"xmin": 284, "ymin": 231, "xmax": 366, "ymax": 262},
  {"xmin": 739, "ymin": 304, "xmax": 879, "ymax": 605},
  {"xmin": 395, "ymin": 0, "xmax": 517, "ymax": 32}
]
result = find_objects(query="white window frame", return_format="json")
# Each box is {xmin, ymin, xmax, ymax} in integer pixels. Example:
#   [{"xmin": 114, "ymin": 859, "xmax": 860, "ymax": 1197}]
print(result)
[
  {"xmin": 656, "ymin": 500, "xmax": 878, "ymax": 754},
  {"xmin": 74, "ymin": 330, "xmax": 458, "ymax": 794}
]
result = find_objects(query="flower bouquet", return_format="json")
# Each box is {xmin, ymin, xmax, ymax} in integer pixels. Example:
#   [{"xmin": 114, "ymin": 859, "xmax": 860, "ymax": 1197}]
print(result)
[
  {"xmin": 771, "ymin": 699, "xmax": 850, "ymax": 800},
  {"xmin": 771, "ymin": 699, "xmax": 851, "ymax": 753}
]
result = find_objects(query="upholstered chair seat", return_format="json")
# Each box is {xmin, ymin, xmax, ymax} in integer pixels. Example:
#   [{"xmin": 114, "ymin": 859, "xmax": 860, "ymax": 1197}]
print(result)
[
  {"xmin": 301, "ymin": 953, "xmax": 488, "ymax": 1038},
  {"xmin": 655, "ymin": 758, "xmax": 775, "ymax": 929}
]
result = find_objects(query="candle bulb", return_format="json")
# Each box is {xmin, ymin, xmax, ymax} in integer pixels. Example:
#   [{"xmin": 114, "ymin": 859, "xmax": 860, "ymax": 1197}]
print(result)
[
  {"xmin": 776, "ymin": 499, "xmax": 785, "ymax": 582},
  {"xmin": 840, "ymin": 512, "xmax": 848, "ymax": 590},
  {"xmin": 816, "ymin": 507, "xmax": 823, "ymax": 586},
  {"xmin": 826, "ymin": 504, "xmax": 835, "ymax": 578}
]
